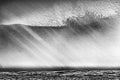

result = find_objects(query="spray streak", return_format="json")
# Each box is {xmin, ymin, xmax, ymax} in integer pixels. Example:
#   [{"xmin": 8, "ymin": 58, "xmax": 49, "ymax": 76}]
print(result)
[
  {"xmin": 0, "ymin": 14, "xmax": 120, "ymax": 67},
  {"xmin": 0, "ymin": 0, "xmax": 120, "ymax": 67}
]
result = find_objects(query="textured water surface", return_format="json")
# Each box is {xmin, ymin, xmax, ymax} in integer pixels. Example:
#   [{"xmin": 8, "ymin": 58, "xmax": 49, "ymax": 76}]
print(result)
[{"xmin": 0, "ymin": 69, "xmax": 120, "ymax": 80}]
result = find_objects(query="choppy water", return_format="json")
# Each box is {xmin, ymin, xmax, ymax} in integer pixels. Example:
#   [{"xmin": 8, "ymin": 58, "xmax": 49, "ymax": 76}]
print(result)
[{"xmin": 0, "ymin": 69, "xmax": 120, "ymax": 79}]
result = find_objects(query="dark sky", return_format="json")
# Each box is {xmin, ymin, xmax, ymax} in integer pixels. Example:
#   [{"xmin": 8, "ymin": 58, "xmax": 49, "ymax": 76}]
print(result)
[{"xmin": 0, "ymin": 0, "xmax": 118, "ymax": 26}]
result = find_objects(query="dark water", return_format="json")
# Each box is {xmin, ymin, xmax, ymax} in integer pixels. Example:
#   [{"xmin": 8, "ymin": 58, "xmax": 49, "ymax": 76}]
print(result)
[{"xmin": 0, "ymin": 69, "xmax": 120, "ymax": 79}]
